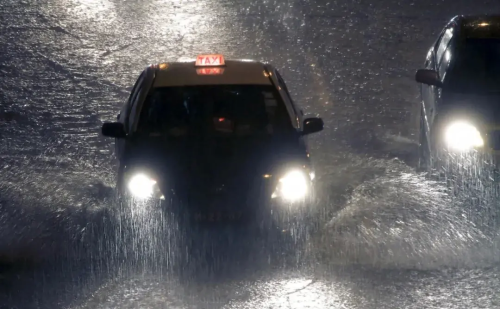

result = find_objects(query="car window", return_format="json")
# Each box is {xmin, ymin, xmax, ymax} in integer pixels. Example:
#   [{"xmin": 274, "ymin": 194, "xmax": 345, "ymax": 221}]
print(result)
[
  {"xmin": 438, "ymin": 46, "xmax": 452, "ymax": 80},
  {"xmin": 434, "ymin": 29, "xmax": 445, "ymax": 50},
  {"xmin": 137, "ymin": 85, "xmax": 294, "ymax": 138},
  {"xmin": 128, "ymin": 75, "xmax": 152, "ymax": 132},
  {"xmin": 446, "ymin": 38, "xmax": 500, "ymax": 93},
  {"xmin": 436, "ymin": 27, "xmax": 454, "ymax": 66},
  {"xmin": 123, "ymin": 72, "xmax": 145, "ymax": 129},
  {"xmin": 424, "ymin": 47, "xmax": 434, "ymax": 68},
  {"xmin": 275, "ymin": 70, "xmax": 298, "ymax": 115},
  {"xmin": 119, "ymin": 72, "xmax": 144, "ymax": 126}
]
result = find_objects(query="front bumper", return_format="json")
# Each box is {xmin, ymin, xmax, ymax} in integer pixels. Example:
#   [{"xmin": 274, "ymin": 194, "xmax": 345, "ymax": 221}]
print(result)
[
  {"xmin": 118, "ymin": 169, "xmax": 317, "ymax": 226},
  {"xmin": 175, "ymin": 182, "xmax": 316, "ymax": 224}
]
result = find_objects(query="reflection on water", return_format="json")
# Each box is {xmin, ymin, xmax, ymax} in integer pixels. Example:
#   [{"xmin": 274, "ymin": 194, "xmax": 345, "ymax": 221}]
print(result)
[{"xmin": 62, "ymin": 0, "xmax": 117, "ymax": 24}]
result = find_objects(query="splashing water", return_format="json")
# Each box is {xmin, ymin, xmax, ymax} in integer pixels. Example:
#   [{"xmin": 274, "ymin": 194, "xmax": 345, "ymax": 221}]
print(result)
[{"xmin": 315, "ymin": 157, "xmax": 500, "ymax": 270}]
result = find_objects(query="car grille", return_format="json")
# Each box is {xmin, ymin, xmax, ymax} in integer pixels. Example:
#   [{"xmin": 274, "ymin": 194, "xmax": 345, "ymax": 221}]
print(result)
[
  {"xmin": 193, "ymin": 181, "xmax": 270, "ymax": 204},
  {"xmin": 487, "ymin": 131, "xmax": 500, "ymax": 150}
]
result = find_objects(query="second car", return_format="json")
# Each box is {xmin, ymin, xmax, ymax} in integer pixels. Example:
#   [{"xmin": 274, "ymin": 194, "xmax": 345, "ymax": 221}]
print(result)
[{"xmin": 416, "ymin": 15, "xmax": 500, "ymax": 172}]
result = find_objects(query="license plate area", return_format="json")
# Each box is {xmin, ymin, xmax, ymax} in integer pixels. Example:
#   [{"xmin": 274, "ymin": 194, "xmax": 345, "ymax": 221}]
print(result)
[{"xmin": 193, "ymin": 211, "xmax": 245, "ymax": 222}]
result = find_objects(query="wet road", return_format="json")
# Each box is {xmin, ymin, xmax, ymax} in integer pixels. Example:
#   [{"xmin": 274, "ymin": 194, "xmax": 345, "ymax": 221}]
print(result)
[{"xmin": 2, "ymin": 0, "xmax": 500, "ymax": 308}]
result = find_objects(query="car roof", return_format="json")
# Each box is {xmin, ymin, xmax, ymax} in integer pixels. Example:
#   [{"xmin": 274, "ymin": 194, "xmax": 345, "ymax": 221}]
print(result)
[
  {"xmin": 152, "ymin": 59, "xmax": 272, "ymax": 88},
  {"xmin": 457, "ymin": 15, "xmax": 500, "ymax": 39}
]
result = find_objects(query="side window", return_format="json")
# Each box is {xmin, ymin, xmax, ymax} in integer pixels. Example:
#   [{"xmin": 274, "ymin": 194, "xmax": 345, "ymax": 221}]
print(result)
[
  {"xmin": 119, "ymin": 72, "xmax": 145, "ymax": 128},
  {"xmin": 434, "ymin": 31, "xmax": 445, "ymax": 52},
  {"xmin": 436, "ymin": 27, "xmax": 454, "ymax": 67},
  {"xmin": 127, "ymin": 81, "xmax": 146, "ymax": 132},
  {"xmin": 275, "ymin": 71, "xmax": 291, "ymax": 99},
  {"xmin": 439, "ymin": 47, "xmax": 452, "ymax": 80},
  {"xmin": 275, "ymin": 70, "xmax": 298, "ymax": 116},
  {"xmin": 424, "ymin": 48, "xmax": 434, "ymax": 69}
]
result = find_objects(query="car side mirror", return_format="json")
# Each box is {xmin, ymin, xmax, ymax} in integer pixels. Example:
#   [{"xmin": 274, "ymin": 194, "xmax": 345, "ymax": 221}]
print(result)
[
  {"xmin": 301, "ymin": 117, "xmax": 324, "ymax": 135},
  {"xmin": 415, "ymin": 69, "xmax": 442, "ymax": 87},
  {"xmin": 102, "ymin": 122, "xmax": 126, "ymax": 138}
]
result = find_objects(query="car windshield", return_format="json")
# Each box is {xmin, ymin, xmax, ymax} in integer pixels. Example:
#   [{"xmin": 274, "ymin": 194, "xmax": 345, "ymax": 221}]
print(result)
[
  {"xmin": 447, "ymin": 38, "xmax": 500, "ymax": 93},
  {"xmin": 137, "ymin": 85, "xmax": 295, "ymax": 138}
]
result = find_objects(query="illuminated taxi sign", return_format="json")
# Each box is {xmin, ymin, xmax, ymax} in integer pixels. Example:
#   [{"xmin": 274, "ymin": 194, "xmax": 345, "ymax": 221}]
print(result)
[
  {"xmin": 195, "ymin": 54, "xmax": 225, "ymax": 67},
  {"xmin": 196, "ymin": 67, "xmax": 225, "ymax": 75}
]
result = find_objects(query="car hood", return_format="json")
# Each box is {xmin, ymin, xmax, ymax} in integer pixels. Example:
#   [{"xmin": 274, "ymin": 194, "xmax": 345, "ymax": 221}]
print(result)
[{"xmin": 441, "ymin": 92, "xmax": 500, "ymax": 125}]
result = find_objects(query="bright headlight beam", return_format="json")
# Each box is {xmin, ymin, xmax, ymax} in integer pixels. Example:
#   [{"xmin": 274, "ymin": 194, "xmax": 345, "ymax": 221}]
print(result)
[
  {"xmin": 444, "ymin": 121, "xmax": 483, "ymax": 151},
  {"xmin": 127, "ymin": 173, "xmax": 156, "ymax": 199},
  {"xmin": 279, "ymin": 170, "xmax": 308, "ymax": 202}
]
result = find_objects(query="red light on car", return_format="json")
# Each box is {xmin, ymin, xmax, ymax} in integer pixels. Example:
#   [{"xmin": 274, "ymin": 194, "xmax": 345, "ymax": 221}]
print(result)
[
  {"xmin": 213, "ymin": 117, "xmax": 233, "ymax": 133},
  {"xmin": 195, "ymin": 54, "xmax": 225, "ymax": 67},
  {"xmin": 196, "ymin": 68, "xmax": 225, "ymax": 75}
]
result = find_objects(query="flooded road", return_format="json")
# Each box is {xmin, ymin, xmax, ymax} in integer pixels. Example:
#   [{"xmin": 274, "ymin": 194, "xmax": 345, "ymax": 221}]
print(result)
[{"xmin": 2, "ymin": 0, "xmax": 500, "ymax": 308}]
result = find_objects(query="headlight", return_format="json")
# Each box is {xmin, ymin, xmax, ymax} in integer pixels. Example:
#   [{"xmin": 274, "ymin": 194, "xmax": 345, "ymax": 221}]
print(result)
[
  {"xmin": 444, "ymin": 121, "xmax": 484, "ymax": 151},
  {"xmin": 128, "ymin": 173, "xmax": 157, "ymax": 199},
  {"xmin": 272, "ymin": 170, "xmax": 309, "ymax": 202}
]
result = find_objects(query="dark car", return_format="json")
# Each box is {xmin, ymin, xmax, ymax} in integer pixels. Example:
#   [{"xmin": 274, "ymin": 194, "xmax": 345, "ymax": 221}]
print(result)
[
  {"xmin": 415, "ymin": 15, "xmax": 500, "ymax": 171},
  {"xmin": 101, "ymin": 54, "xmax": 323, "ymax": 229}
]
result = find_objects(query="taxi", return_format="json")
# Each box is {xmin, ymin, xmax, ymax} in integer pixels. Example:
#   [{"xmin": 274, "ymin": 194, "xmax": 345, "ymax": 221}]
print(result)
[
  {"xmin": 101, "ymin": 54, "xmax": 324, "ymax": 228},
  {"xmin": 415, "ymin": 15, "xmax": 500, "ymax": 171}
]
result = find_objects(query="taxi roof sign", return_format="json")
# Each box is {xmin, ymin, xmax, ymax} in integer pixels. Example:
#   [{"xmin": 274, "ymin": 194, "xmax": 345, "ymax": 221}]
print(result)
[{"xmin": 195, "ymin": 54, "xmax": 225, "ymax": 67}]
